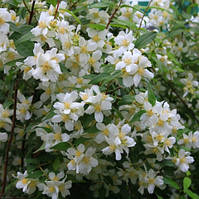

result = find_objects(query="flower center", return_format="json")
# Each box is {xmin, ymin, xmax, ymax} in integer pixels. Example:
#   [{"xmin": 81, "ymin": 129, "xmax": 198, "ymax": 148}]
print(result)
[
  {"xmin": 21, "ymin": 178, "xmax": 28, "ymax": 185},
  {"xmin": 42, "ymin": 62, "xmax": 51, "ymax": 73},
  {"xmin": 93, "ymin": 35, "xmax": 100, "ymax": 42},
  {"xmin": 124, "ymin": 58, "xmax": 132, "ymax": 65},
  {"xmin": 64, "ymin": 102, "xmax": 70, "ymax": 109},
  {"xmin": 0, "ymin": 17, "xmax": 5, "ymax": 25},
  {"xmin": 54, "ymin": 133, "xmax": 61, "ymax": 141}
]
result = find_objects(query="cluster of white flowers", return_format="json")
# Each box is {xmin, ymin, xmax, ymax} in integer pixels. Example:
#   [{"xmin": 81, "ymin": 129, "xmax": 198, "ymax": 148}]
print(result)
[
  {"xmin": 0, "ymin": 0, "xmax": 198, "ymax": 198},
  {"xmin": 65, "ymin": 144, "xmax": 98, "ymax": 175},
  {"xmin": 16, "ymin": 171, "xmax": 72, "ymax": 198}
]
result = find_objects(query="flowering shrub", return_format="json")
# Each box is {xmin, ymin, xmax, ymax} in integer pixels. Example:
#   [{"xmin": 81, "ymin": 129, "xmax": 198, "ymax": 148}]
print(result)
[{"xmin": 0, "ymin": 0, "xmax": 199, "ymax": 198}]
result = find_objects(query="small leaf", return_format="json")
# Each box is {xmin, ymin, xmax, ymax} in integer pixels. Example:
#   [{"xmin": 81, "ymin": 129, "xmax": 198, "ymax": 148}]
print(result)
[
  {"xmin": 27, "ymin": 171, "xmax": 43, "ymax": 179},
  {"xmin": 33, "ymin": 143, "xmax": 45, "ymax": 153},
  {"xmin": 89, "ymin": 2, "xmax": 114, "ymax": 8},
  {"xmin": 148, "ymin": 87, "xmax": 156, "ymax": 106},
  {"xmin": 130, "ymin": 110, "xmax": 146, "ymax": 123},
  {"xmin": 184, "ymin": 189, "xmax": 199, "ymax": 199},
  {"xmin": 53, "ymin": 158, "xmax": 61, "ymax": 170},
  {"xmin": 15, "ymin": 32, "xmax": 34, "ymax": 45},
  {"xmin": 135, "ymin": 31, "xmax": 157, "ymax": 49},
  {"xmin": 164, "ymin": 177, "xmax": 180, "ymax": 190},
  {"xmin": 15, "ymin": 41, "xmax": 34, "ymax": 57},
  {"xmin": 51, "ymin": 142, "xmax": 71, "ymax": 151},
  {"xmin": 74, "ymin": 137, "xmax": 90, "ymax": 146},
  {"xmin": 88, "ymin": 23, "xmax": 106, "ymax": 31},
  {"xmin": 183, "ymin": 177, "xmax": 191, "ymax": 191},
  {"xmin": 60, "ymin": 9, "xmax": 81, "ymax": 24}
]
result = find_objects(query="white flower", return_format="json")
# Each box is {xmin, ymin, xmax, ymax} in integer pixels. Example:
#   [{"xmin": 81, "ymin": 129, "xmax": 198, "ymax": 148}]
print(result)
[
  {"xmin": 78, "ymin": 147, "xmax": 98, "ymax": 174},
  {"xmin": 87, "ymin": 28, "xmax": 107, "ymax": 50},
  {"xmin": 0, "ymin": 34, "xmax": 9, "ymax": 53},
  {"xmin": 174, "ymin": 149, "xmax": 194, "ymax": 172},
  {"xmin": 16, "ymin": 171, "xmax": 37, "ymax": 194},
  {"xmin": 87, "ymin": 50, "xmax": 102, "ymax": 73},
  {"xmin": 84, "ymin": 86, "xmax": 113, "ymax": 122},
  {"xmin": 32, "ymin": 47, "xmax": 64, "ymax": 82},
  {"xmin": 119, "ymin": 7, "xmax": 133, "ymax": 21},
  {"xmin": 31, "ymin": 11, "xmax": 54, "ymax": 37},
  {"xmin": 146, "ymin": 169, "xmax": 164, "ymax": 194},
  {"xmin": 178, "ymin": 131, "xmax": 199, "ymax": 149},
  {"xmin": 41, "ymin": 181, "xmax": 59, "ymax": 199},
  {"xmin": 52, "ymin": 91, "xmax": 84, "ymax": 131},
  {"xmin": 44, "ymin": 125, "xmax": 70, "ymax": 151},
  {"xmin": 0, "ymin": 132, "xmax": 8, "ymax": 142},
  {"xmin": 0, "ymin": 8, "xmax": 11, "ymax": 34},
  {"xmin": 114, "ymin": 30, "xmax": 135, "ymax": 56},
  {"xmin": 133, "ymin": 55, "xmax": 154, "ymax": 87},
  {"xmin": 66, "ymin": 144, "xmax": 98, "ymax": 174}
]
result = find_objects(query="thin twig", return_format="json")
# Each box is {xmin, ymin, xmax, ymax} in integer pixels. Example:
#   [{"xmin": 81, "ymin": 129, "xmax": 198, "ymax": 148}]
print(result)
[
  {"xmin": 54, "ymin": 0, "xmax": 60, "ymax": 19},
  {"xmin": 137, "ymin": 0, "xmax": 153, "ymax": 31},
  {"xmin": 0, "ymin": 75, "xmax": 19, "ymax": 198},
  {"xmin": 23, "ymin": 0, "xmax": 31, "ymax": 14},
  {"xmin": 28, "ymin": 0, "xmax": 36, "ymax": 25},
  {"xmin": 106, "ymin": 86, "xmax": 122, "ymax": 95},
  {"xmin": 21, "ymin": 127, "xmax": 27, "ymax": 171},
  {"xmin": 106, "ymin": 0, "xmax": 123, "ymax": 29}
]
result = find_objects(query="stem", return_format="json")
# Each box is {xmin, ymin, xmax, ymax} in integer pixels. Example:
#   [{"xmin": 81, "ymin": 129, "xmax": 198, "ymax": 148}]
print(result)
[
  {"xmin": 28, "ymin": 0, "xmax": 36, "ymax": 25},
  {"xmin": 23, "ymin": 0, "xmax": 31, "ymax": 14},
  {"xmin": 137, "ymin": 0, "xmax": 153, "ymax": 34},
  {"xmin": 106, "ymin": 0, "xmax": 123, "ymax": 29},
  {"xmin": 0, "ymin": 76, "xmax": 19, "ymax": 198},
  {"xmin": 54, "ymin": 0, "xmax": 60, "ymax": 19},
  {"xmin": 21, "ymin": 129, "xmax": 27, "ymax": 171}
]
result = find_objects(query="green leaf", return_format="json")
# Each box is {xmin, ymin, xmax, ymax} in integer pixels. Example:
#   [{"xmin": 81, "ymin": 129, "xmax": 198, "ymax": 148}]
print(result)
[
  {"xmin": 157, "ymin": 195, "xmax": 163, "ymax": 199},
  {"xmin": 88, "ymin": 23, "xmax": 106, "ymax": 31},
  {"xmin": 33, "ymin": 143, "xmax": 45, "ymax": 153},
  {"xmin": 164, "ymin": 177, "xmax": 180, "ymax": 190},
  {"xmin": 8, "ymin": 22, "xmax": 33, "ymax": 34},
  {"xmin": 185, "ymin": 189, "xmax": 199, "ymax": 199},
  {"xmin": 74, "ymin": 137, "xmax": 90, "ymax": 146},
  {"xmin": 60, "ymin": 9, "xmax": 81, "ymax": 24},
  {"xmin": 15, "ymin": 32, "xmax": 34, "ymax": 45},
  {"xmin": 112, "ymin": 19, "xmax": 137, "ymax": 31},
  {"xmin": 53, "ymin": 158, "xmax": 62, "ymax": 170},
  {"xmin": 85, "ymin": 125, "xmax": 98, "ymax": 134},
  {"xmin": 27, "ymin": 170, "xmax": 43, "ymax": 179},
  {"xmin": 183, "ymin": 177, "xmax": 191, "ymax": 191},
  {"xmin": 148, "ymin": 86, "xmax": 156, "ymax": 106},
  {"xmin": 89, "ymin": 1, "xmax": 114, "ymax": 8},
  {"xmin": 51, "ymin": 142, "xmax": 71, "ymax": 151},
  {"xmin": 42, "ymin": 110, "xmax": 56, "ymax": 121},
  {"xmin": 36, "ymin": 126, "xmax": 52, "ymax": 133},
  {"xmin": 15, "ymin": 40, "xmax": 34, "ymax": 57},
  {"xmin": 135, "ymin": 31, "xmax": 157, "ymax": 49},
  {"xmin": 118, "ymin": 95, "xmax": 134, "ymax": 105},
  {"xmin": 130, "ymin": 110, "xmax": 146, "ymax": 123},
  {"xmin": 46, "ymin": 0, "xmax": 56, "ymax": 6}
]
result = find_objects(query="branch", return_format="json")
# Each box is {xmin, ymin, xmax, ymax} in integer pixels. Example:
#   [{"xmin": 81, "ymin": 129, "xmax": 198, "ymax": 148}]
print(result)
[
  {"xmin": 54, "ymin": 0, "xmax": 60, "ymax": 19},
  {"xmin": 137, "ymin": 0, "xmax": 153, "ymax": 31},
  {"xmin": 23, "ymin": 0, "xmax": 31, "ymax": 14},
  {"xmin": 0, "ymin": 75, "xmax": 19, "ymax": 198},
  {"xmin": 106, "ymin": 0, "xmax": 123, "ymax": 29},
  {"xmin": 28, "ymin": 0, "xmax": 36, "ymax": 25}
]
